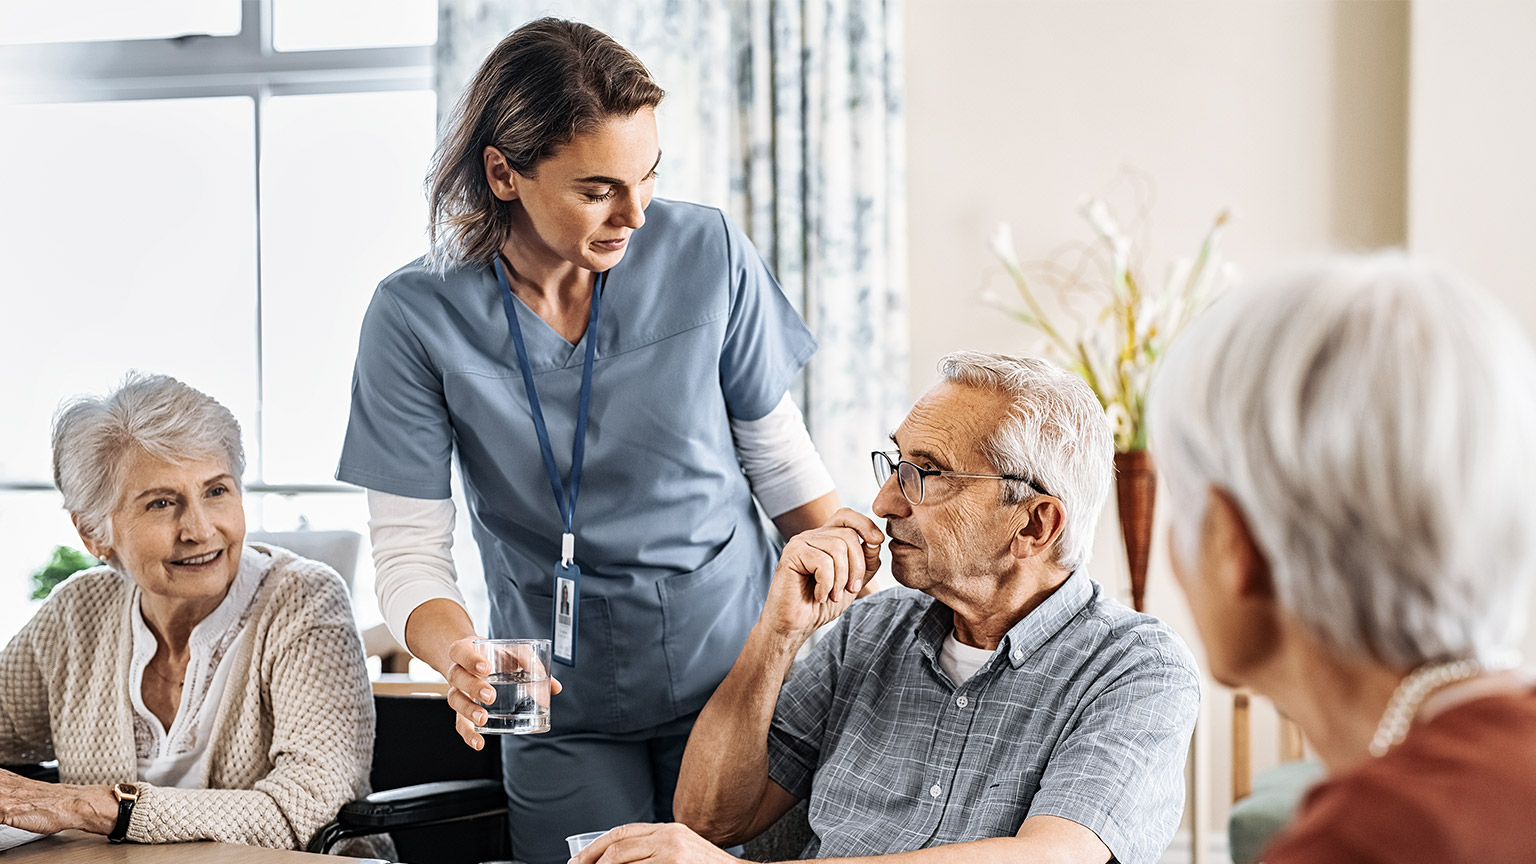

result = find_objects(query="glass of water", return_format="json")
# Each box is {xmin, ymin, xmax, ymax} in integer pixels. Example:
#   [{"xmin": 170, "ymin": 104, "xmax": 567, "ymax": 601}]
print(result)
[{"xmin": 472, "ymin": 638, "xmax": 551, "ymax": 734}]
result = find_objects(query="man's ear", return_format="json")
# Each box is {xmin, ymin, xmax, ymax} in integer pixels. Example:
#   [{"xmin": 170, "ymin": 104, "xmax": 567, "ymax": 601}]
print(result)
[
  {"xmin": 1009, "ymin": 495, "xmax": 1066, "ymax": 561},
  {"xmin": 71, "ymin": 512, "xmax": 109, "ymax": 562},
  {"xmin": 1206, "ymin": 488, "xmax": 1274, "ymax": 601},
  {"xmin": 483, "ymin": 146, "xmax": 519, "ymax": 202}
]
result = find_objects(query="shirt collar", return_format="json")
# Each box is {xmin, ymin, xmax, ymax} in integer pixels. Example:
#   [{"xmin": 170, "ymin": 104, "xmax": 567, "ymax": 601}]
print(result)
[
  {"xmin": 914, "ymin": 597, "xmax": 952, "ymax": 663},
  {"xmin": 912, "ymin": 569, "xmax": 1095, "ymax": 670},
  {"xmin": 1001, "ymin": 569, "xmax": 1094, "ymax": 669}
]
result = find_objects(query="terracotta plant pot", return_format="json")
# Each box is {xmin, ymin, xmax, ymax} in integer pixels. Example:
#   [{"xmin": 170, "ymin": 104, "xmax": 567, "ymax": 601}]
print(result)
[{"xmin": 1114, "ymin": 450, "xmax": 1157, "ymax": 612}]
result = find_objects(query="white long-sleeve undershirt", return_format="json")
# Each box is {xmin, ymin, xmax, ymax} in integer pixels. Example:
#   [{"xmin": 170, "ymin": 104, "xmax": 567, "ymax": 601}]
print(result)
[{"xmin": 368, "ymin": 393, "xmax": 834, "ymax": 647}]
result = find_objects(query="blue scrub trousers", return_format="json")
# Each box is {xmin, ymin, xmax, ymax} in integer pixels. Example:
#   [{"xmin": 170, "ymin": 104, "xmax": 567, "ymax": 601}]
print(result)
[{"xmin": 502, "ymin": 711, "xmax": 697, "ymax": 864}]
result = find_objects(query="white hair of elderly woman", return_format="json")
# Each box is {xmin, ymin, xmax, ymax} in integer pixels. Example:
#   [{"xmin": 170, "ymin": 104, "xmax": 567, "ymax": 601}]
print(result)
[
  {"xmin": 51, "ymin": 371, "xmax": 246, "ymax": 549},
  {"xmin": 939, "ymin": 350, "xmax": 1114, "ymax": 573},
  {"xmin": 1147, "ymin": 252, "xmax": 1536, "ymax": 668}
]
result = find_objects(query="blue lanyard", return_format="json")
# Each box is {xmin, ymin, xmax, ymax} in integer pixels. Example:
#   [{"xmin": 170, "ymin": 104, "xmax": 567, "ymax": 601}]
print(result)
[{"xmin": 494, "ymin": 257, "xmax": 604, "ymax": 565}]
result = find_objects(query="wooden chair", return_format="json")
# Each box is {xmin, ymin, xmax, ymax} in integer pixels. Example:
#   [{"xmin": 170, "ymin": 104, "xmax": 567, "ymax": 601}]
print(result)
[
  {"xmin": 1228, "ymin": 689, "xmax": 1324, "ymax": 864},
  {"xmin": 1231, "ymin": 689, "xmax": 1306, "ymax": 801}
]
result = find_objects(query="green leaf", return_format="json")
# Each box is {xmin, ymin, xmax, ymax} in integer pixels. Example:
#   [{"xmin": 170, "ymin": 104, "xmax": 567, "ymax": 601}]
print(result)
[{"xmin": 29, "ymin": 545, "xmax": 99, "ymax": 600}]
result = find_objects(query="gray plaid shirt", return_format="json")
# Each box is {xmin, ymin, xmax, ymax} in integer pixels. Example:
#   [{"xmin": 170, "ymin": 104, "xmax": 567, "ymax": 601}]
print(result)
[{"xmin": 766, "ymin": 571, "xmax": 1200, "ymax": 864}]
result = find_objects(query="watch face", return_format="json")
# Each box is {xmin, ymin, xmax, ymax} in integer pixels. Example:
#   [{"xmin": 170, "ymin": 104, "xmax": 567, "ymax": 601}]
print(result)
[{"xmin": 109, "ymin": 781, "xmax": 138, "ymax": 843}]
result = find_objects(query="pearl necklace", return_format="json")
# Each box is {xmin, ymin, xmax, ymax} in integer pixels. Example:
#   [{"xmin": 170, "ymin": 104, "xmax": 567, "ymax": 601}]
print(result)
[{"xmin": 1369, "ymin": 654, "xmax": 1521, "ymax": 757}]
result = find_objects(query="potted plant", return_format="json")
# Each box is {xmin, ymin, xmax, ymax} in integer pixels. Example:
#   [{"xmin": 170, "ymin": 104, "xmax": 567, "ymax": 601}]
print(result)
[{"xmin": 989, "ymin": 175, "xmax": 1232, "ymax": 610}]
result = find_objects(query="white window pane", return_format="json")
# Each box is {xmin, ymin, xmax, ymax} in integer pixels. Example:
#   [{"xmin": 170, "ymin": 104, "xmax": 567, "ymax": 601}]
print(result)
[
  {"xmin": 259, "ymin": 90, "xmax": 436, "ymax": 484},
  {"xmin": 0, "ymin": 0, "xmax": 240, "ymax": 46},
  {"xmin": 272, "ymin": 0, "xmax": 437, "ymax": 52},
  {"xmin": 0, "ymin": 491, "xmax": 89, "ymax": 645},
  {"xmin": 0, "ymin": 98, "xmax": 259, "ymax": 483}
]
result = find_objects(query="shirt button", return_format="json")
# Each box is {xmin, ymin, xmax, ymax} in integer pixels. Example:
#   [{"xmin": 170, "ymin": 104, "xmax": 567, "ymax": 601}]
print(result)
[
  {"xmin": 955, "ymin": 695, "xmax": 968, "ymax": 708},
  {"xmin": 1012, "ymin": 649, "xmax": 1023, "ymax": 661},
  {"xmin": 929, "ymin": 784, "xmax": 942, "ymax": 798}
]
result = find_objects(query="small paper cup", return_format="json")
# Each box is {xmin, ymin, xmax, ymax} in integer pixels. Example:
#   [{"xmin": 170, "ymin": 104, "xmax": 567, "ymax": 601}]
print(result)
[{"xmin": 566, "ymin": 830, "xmax": 609, "ymax": 856}]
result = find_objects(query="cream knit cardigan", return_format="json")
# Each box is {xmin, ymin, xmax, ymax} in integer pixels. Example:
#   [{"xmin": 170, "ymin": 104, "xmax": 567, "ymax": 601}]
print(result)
[{"xmin": 0, "ymin": 544, "xmax": 377, "ymax": 849}]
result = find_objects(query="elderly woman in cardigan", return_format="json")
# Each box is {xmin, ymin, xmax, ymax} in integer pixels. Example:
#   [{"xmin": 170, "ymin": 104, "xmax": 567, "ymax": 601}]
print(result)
[
  {"xmin": 1148, "ymin": 253, "xmax": 1536, "ymax": 862},
  {"xmin": 0, "ymin": 373, "xmax": 379, "ymax": 852}
]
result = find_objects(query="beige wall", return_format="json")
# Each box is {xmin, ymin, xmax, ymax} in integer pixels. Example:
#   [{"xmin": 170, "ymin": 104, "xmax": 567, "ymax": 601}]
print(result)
[
  {"xmin": 905, "ymin": 0, "xmax": 1408, "ymax": 397},
  {"xmin": 904, "ymin": 0, "xmax": 1411, "ymax": 854},
  {"xmin": 1408, "ymin": 0, "xmax": 1536, "ymax": 663}
]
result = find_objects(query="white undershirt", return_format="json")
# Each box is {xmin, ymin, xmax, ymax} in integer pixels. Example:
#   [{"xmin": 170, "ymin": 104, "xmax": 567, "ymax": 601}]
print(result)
[
  {"xmin": 727, "ymin": 394, "xmax": 835, "ymax": 517},
  {"xmin": 939, "ymin": 631, "xmax": 995, "ymax": 685},
  {"xmin": 369, "ymin": 392, "xmax": 835, "ymax": 647},
  {"xmin": 130, "ymin": 546, "xmax": 268, "ymax": 788}
]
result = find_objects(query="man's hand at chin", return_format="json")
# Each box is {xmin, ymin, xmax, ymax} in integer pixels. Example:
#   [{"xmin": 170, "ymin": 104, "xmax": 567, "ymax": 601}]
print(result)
[
  {"xmin": 760, "ymin": 508, "xmax": 884, "ymax": 640},
  {"xmin": 568, "ymin": 823, "xmax": 740, "ymax": 864}
]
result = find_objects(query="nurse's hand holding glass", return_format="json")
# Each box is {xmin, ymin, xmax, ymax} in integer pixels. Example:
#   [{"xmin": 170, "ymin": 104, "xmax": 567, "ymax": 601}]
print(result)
[
  {"xmin": 443, "ymin": 636, "xmax": 561, "ymax": 743},
  {"xmin": 338, "ymin": 18, "xmax": 840, "ymax": 864}
]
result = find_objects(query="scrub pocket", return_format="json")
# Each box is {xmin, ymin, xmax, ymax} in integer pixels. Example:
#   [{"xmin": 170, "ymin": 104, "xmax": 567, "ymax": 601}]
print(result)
[
  {"xmin": 656, "ymin": 525, "xmax": 770, "ymax": 717},
  {"xmin": 500, "ymin": 579, "xmax": 621, "ymax": 730}
]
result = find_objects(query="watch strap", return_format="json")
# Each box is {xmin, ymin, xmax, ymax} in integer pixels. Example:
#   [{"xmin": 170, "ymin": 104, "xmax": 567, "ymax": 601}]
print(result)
[{"xmin": 108, "ymin": 782, "xmax": 138, "ymax": 843}]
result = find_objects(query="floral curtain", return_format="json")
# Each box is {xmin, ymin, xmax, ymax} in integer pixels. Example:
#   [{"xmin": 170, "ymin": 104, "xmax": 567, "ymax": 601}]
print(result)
[{"xmin": 437, "ymin": 0, "xmax": 908, "ymax": 512}]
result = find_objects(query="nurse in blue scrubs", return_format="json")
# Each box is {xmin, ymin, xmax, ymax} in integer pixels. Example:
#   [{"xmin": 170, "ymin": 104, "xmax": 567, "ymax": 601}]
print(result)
[{"xmin": 337, "ymin": 18, "xmax": 841, "ymax": 864}]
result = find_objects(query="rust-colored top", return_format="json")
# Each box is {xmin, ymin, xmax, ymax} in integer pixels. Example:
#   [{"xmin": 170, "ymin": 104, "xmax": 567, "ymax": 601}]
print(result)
[{"xmin": 1265, "ymin": 688, "xmax": 1536, "ymax": 863}]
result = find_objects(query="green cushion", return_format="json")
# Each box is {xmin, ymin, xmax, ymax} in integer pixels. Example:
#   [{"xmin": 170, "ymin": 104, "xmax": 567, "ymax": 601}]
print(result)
[{"xmin": 1228, "ymin": 760, "xmax": 1326, "ymax": 864}]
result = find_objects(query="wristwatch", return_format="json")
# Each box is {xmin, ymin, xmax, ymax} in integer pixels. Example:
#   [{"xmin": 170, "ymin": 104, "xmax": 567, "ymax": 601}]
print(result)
[{"xmin": 108, "ymin": 782, "xmax": 139, "ymax": 843}]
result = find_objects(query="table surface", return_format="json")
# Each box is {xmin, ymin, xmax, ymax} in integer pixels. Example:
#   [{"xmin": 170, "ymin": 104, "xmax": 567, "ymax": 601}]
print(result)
[{"xmin": 0, "ymin": 831, "xmax": 369, "ymax": 862}]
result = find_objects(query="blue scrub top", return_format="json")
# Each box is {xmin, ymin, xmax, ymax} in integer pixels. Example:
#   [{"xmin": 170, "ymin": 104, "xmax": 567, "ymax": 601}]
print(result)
[{"xmin": 338, "ymin": 198, "xmax": 817, "ymax": 733}]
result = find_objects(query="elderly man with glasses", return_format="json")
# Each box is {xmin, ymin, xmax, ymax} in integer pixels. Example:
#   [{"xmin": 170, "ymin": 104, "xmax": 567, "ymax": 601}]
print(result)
[{"xmin": 571, "ymin": 351, "xmax": 1200, "ymax": 864}]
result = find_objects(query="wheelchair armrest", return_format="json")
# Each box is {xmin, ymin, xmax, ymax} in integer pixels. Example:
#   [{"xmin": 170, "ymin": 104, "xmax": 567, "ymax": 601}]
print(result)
[
  {"xmin": 343, "ymin": 778, "xmax": 506, "ymax": 828},
  {"xmin": 307, "ymin": 778, "xmax": 506, "ymax": 854}
]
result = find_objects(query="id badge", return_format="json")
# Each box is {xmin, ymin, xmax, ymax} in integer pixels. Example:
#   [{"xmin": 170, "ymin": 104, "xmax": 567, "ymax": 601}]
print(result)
[{"xmin": 553, "ymin": 561, "xmax": 579, "ymax": 666}]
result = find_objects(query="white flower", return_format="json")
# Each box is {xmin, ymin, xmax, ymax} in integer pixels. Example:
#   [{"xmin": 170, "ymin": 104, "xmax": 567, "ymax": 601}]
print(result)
[
  {"xmin": 1105, "ymin": 402, "xmax": 1134, "ymax": 451},
  {"xmin": 1081, "ymin": 198, "xmax": 1130, "ymax": 259},
  {"xmin": 1166, "ymin": 257, "xmax": 1193, "ymax": 301},
  {"xmin": 988, "ymin": 179, "xmax": 1233, "ymax": 452},
  {"xmin": 1081, "ymin": 198, "xmax": 1113, "ymax": 237},
  {"xmin": 991, "ymin": 222, "xmax": 1020, "ymax": 268}
]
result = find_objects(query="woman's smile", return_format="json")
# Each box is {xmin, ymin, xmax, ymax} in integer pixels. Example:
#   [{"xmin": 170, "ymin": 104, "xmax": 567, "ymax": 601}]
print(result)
[{"xmin": 169, "ymin": 547, "xmax": 225, "ymax": 569}]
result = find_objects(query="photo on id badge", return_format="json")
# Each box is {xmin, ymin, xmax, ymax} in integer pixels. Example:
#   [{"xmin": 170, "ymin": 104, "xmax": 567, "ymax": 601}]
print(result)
[{"xmin": 554, "ymin": 565, "xmax": 578, "ymax": 666}]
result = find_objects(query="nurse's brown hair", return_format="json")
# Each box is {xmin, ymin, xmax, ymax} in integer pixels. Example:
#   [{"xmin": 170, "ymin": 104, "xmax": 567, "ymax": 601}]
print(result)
[{"xmin": 425, "ymin": 18, "xmax": 665, "ymax": 271}]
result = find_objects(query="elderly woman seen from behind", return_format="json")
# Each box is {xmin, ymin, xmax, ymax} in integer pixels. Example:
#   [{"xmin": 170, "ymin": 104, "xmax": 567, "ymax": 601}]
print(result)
[
  {"xmin": 1148, "ymin": 253, "xmax": 1536, "ymax": 863},
  {"xmin": 0, "ymin": 373, "xmax": 380, "ymax": 853}
]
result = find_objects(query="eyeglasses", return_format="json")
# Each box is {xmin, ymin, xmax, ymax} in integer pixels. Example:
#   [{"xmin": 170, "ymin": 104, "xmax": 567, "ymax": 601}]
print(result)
[{"xmin": 871, "ymin": 450, "xmax": 1049, "ymax": 505}]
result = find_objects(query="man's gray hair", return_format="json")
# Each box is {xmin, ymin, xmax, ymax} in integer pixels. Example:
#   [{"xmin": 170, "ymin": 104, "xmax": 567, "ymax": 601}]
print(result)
[
  {"xmin": 939, "ymin": 351, "xmax": 1113, "ymax": 571},
  {"xmin": 1148, "ymin": 252, "xmax": 1536, "ymax": 668},
  {"xmin": 52, "ymin": 372, "xmax": 245, "ymax": 548}
]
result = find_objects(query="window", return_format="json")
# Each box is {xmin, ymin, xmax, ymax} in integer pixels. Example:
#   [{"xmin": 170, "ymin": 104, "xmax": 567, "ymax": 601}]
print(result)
[
  {"xmin": 0, "ymin": 0, "xmax": 439, "ymax": 642},
  {"xmin": 272, "ymin": 0, "xmax": 437, "ymax": 52},
  {"xmin": 0, "ymin": 1, "xmax": 242, "ymax": 46}
]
